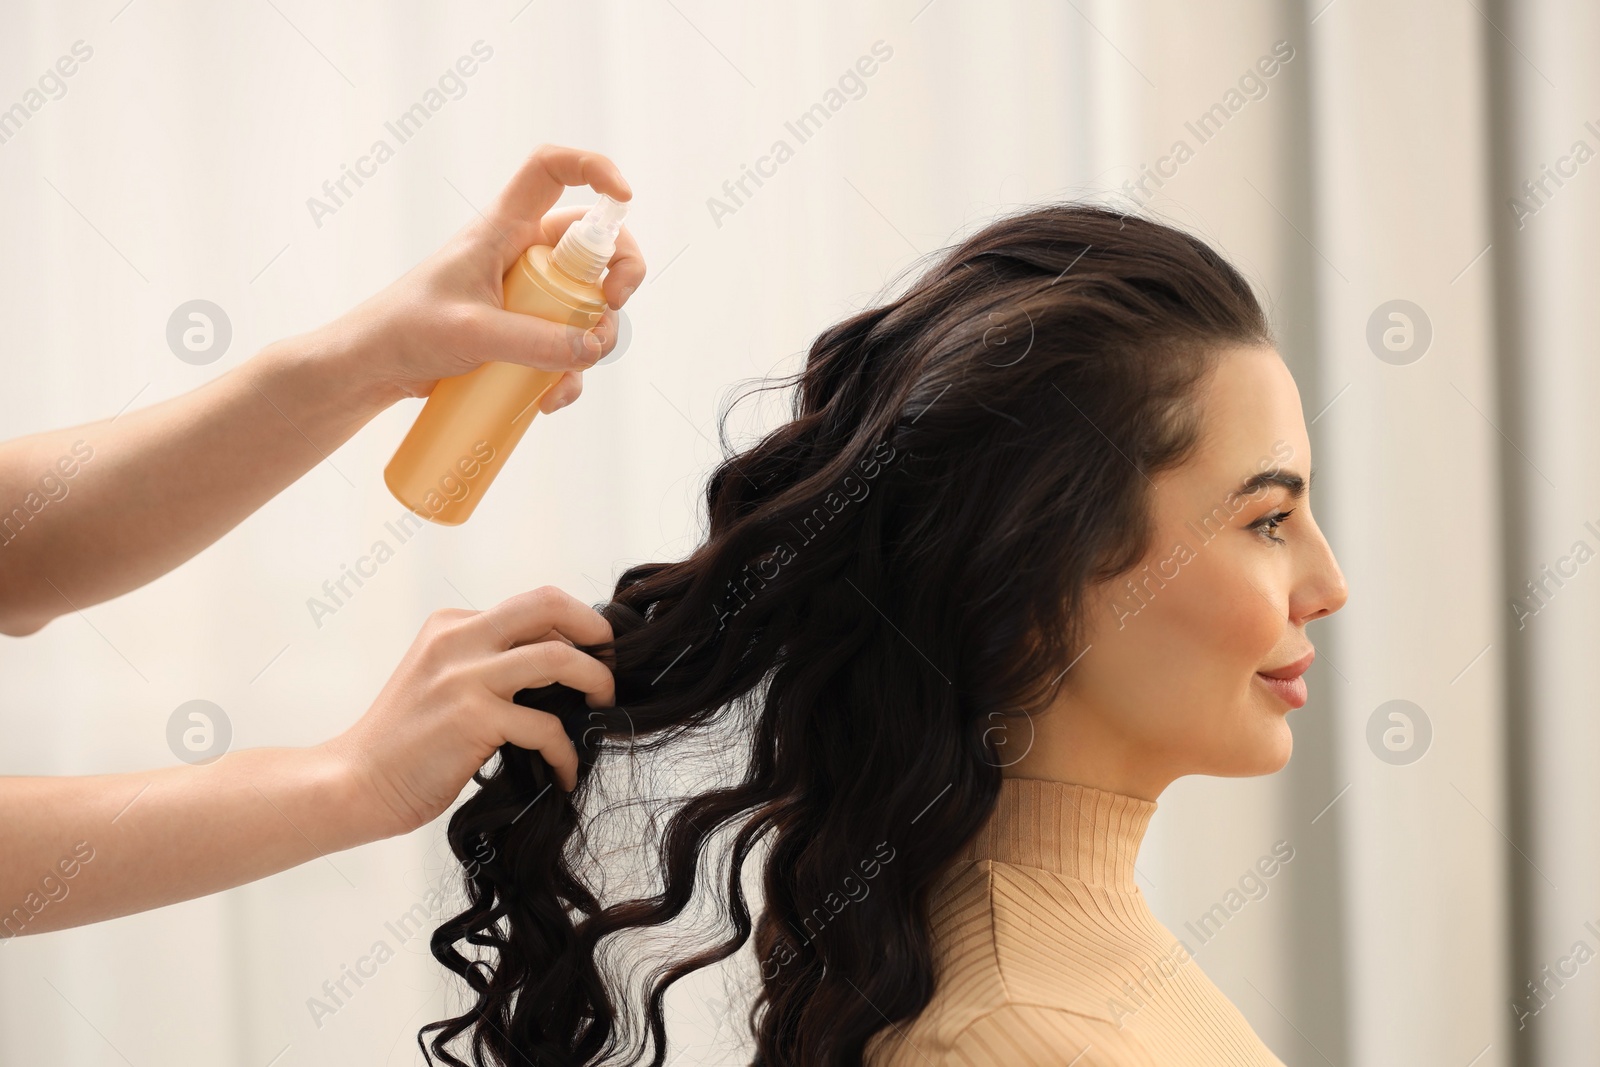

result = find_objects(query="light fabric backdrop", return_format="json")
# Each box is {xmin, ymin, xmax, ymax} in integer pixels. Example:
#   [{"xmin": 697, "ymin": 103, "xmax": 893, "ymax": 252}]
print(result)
[{"xmin": 0, "ymin": 1, "xmax": 1591, "ymax": 1064}]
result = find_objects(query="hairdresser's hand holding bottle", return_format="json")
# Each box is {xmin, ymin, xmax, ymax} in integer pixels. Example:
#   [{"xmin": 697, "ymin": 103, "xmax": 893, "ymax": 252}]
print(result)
[
  {"xmin": 324, "ymin": 145, "xmax": 643, "ymax": 410},
  {"xmin": 0, "ymin": 588, "xmax": 611, "ymax": 935},
  {"xmin": 0, "ymin": 143, "xmax": 644, "ymax": 637}
]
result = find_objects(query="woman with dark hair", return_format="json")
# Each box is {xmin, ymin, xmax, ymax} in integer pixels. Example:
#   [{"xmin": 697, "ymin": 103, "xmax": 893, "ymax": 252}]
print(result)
[{"xmin": 422, "ymin": 202, "xmax": 1347, "ymax": 1066}]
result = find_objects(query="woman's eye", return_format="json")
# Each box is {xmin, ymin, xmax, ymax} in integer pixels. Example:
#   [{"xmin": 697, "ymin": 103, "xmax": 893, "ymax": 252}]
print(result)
[{"xmin": 1253, "ymin": 509, "xmax": 1294, "ymax": 544}]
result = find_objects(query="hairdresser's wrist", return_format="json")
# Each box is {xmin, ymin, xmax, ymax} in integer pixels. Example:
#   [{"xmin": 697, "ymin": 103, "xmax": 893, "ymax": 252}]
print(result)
[
  {"xmin": 280, "ymin": 311, "xmax": 412, "ymax": 417},
  {"xmin": 312, "ymin": 732, "xmax": 426, "ymax": 845},
  {"xmin": 254, "ymin": 744, "xmax": 393, "ymax": 855},
  {"xmin": 252, "ymin": 316, "xmax": 406, "ymax": 428}
]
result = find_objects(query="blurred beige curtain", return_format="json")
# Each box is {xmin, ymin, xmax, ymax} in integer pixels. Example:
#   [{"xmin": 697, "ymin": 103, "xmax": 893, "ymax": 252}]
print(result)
[
  {"xmin": 1491, "ymin": 1, "xmax": 1600, "ymax": 1064},
  {"xmin": 0, "ymin": 1, "xmax": 1591, "ymax": 1064}
]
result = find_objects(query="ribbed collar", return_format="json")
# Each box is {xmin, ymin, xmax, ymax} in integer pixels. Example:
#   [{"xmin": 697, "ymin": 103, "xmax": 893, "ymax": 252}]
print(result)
[{"xmin": 959, "ymin": 777, "xmax": 1156, "ymax": 889}]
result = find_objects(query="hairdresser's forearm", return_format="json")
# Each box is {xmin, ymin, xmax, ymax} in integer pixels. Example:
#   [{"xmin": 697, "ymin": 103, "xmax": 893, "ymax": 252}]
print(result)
[
  {"xmin": 0, "ymin": 745, "xmax": 387, "ymax": 936},
  {"xmin": 0, "ymin": 324, "xmax": 391, "ymax": 635}
]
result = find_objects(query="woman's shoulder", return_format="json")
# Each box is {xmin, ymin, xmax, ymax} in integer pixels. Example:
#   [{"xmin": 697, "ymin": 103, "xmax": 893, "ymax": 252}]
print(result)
[
  {"xmin": 868, "ymin": 999, "xmax": 1158, "ymax": 1067},
  {"xmin": 925, "ymin": 857, "xmax": 1174, "ymax": 1017},
  {"xmin": 866, "ymin": 858, "xmax": 1145, "ymax": 1060},
  {"xmin": 866, "ymin": 858, "xmax": 1286, "ymax": 1066}
]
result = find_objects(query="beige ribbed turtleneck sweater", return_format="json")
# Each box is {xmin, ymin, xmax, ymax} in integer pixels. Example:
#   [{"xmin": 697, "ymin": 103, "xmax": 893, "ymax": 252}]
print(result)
[{"xmin": 866, "ymin": 778, "xmax": 1286, "ymax": 1066}]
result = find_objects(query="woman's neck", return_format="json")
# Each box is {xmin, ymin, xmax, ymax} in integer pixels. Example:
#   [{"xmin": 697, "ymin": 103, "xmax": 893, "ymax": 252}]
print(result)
[
  {"xmin": 965, "ymin": 777, "xmax": 1157, "ymax": 888},
  {"xmin": 999, "ymin": 699, "xmax": 1176, "ymax": 803}
]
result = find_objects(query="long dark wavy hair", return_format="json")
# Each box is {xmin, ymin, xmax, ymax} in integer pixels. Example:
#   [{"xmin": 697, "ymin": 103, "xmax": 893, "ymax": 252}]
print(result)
[{"xmin": 420, "ymin": 203, "xmax": 1273, "ymax": 1066}]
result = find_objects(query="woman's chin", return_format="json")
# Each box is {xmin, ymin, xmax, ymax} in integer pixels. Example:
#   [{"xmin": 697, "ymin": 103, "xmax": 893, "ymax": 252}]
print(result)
[
  {"xmin": 1207, "ymin": 719, "xmax": 1294, "ymax": 778},
  {"xmin": 1255, "ymin": 719, "xmax": 1295, "ymax": 774}
]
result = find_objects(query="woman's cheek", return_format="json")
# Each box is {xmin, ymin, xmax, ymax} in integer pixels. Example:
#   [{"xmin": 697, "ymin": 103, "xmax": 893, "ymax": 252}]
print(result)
[{"xmin": 1178, "ymin": 548, "xmax": 1282, "ymax": 667}]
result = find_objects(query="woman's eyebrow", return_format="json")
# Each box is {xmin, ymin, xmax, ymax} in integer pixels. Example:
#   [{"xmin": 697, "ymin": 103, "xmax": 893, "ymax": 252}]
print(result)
[{"xmin": 1237, "ymin": 467, "xmax": 1309, "ymax": 499}]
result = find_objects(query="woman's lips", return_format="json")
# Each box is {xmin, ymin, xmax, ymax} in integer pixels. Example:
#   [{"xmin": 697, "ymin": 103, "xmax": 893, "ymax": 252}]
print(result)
[
  {"xmin": 1256, "ymin": 649, "xmax": 1314, "ymax": 709},
  {"xmin": 1255, "ymin": 672, "xmax": 1308, "ymax": 708}
]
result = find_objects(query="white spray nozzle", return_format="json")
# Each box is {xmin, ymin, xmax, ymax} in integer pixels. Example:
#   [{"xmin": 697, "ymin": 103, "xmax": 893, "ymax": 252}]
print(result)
[{"xmin": 550, "ymin": 193, "xmax": 630, "ymax": 286}]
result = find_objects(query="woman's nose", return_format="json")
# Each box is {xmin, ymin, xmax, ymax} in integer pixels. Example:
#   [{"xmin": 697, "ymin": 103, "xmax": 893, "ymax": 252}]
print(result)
[{"xmin": 1298, "ymin": 521, "xmax": 1348, "ymax": 623}]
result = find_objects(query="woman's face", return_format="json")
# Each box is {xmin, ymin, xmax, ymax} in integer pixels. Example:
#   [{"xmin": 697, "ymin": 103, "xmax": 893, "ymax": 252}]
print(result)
[{"xmin": 1010, "ymin": 345, "xmax": 1348, "ymax": 800}]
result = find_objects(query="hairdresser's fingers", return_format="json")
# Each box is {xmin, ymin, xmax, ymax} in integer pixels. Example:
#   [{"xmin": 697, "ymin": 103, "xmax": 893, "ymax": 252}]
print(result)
[
  {"xmin": 600, "ymin": 226, "xmax": 645, "ymax": 310},
  {"xmin": 518, "ymin": 625, "xmax": 576, "ymax": 648},
  {"xmin": 487, "ymin": 144, "xmax": 633, "ymax": 272},
  {"xmin": 538, "ymin": 371, "xmax": 583, "ymax": 414},
  {"xmin": 471, "ymin": 585, "xmax": 613, "ymax": 652},
  {"xmin": 532, "ymin": 208, "xmax": 645, "ymax": 313},
  {"xmin": 471, "ymin": 303, "xmax": 608, "ymax": 372},
  {"xmin": 480, "ymin": 641, "xmax": 615, "ymax": 706},
  {"xmin": 429, "ymin": 607, "xmax": 476, "ymax": 624},
  {"xmin": 491, "ymin": 702, "xmax": 580, "ymax": 791},
  {"xmin": 533, "ymin": 208, "xmax": 646, "ymax": 311},
  {"xmin": 532, "ymin": 204, "xmax": 588, "ymax": 247}
]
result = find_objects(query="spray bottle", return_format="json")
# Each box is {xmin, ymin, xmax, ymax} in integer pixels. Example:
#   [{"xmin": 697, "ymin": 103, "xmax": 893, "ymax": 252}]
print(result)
[{"xmin": 383, "ymin": 194, "xmax": 630, "ymax": 525}]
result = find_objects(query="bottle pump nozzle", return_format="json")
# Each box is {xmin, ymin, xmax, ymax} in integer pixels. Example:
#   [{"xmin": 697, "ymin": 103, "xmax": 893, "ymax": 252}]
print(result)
[{"xmin": 550, "ymin": 194, "xmax": 630, "ymax": 286}]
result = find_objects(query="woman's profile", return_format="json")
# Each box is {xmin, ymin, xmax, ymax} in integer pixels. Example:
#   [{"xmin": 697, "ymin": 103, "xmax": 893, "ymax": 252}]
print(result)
[{"xmin": 419, "ymin": 202, "xmax": 1348, "ymax": 1066}]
